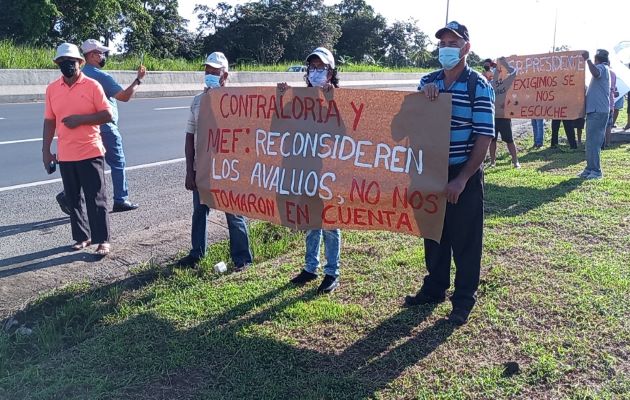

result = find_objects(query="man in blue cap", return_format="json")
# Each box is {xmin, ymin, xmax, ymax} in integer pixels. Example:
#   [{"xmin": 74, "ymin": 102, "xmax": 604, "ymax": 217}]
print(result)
[{"xmin": 405, "ymin": 21, "xmax": 495, "ymax": 326}]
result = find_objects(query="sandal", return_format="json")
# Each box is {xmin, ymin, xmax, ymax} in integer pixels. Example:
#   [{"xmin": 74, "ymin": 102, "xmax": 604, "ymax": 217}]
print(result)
[
  {"xmin": 71, "ymin": 240, "xmax": 91, "ymax": 251},
  {"xmin": 95, "ymin": 243, "xmax": 111, "ymax": 256}
]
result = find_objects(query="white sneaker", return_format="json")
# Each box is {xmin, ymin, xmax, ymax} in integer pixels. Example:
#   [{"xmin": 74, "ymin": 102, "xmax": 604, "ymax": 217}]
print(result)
[{"xmin": 513, "ymin": 162, "xmax": 521, "ymax": 169}]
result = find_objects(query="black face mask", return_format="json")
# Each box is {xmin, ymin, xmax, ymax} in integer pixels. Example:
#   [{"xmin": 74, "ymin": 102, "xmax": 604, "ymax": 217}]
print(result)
[
  {"xmin": 483, "ymin": 65, "xmax": 491, "ymax": 71},
  {"xmin": 59, "ymin": 60, "xmax": 77, "ymax": 78}
]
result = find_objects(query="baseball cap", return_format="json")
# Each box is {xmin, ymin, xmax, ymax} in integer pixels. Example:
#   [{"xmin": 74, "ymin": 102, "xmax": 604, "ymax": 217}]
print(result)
[
  {"xmin": 80, "ymin": 39, "xmax": 112, "ymax": 54},
  {"xmin": 595, "ymin": 49, "xmax": 609, "ymax": 58},
  {"xmin": 306, "ymin": 47, "xmax": 335, "ymax": 69},
  {"xmin": 204, "ymin": 52, "xmax": 229, "ymax": 71},
  {"xmin": 435, "ymin": 21, "xmax": 470, "ymax": 42},
  {"xmin": 53, "ymin": 43, "xmax": 84, "ymax": 62}
]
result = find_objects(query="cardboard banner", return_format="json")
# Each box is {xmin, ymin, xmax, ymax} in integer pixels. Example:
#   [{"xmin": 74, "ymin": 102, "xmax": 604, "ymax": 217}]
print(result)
[
  {"xmin": 196, "ymin": 87, "xmax": 451, "ymax": 240},
  {"xmin": 495, "ymin": 51, "xmax": 586, "ymax": 119}
]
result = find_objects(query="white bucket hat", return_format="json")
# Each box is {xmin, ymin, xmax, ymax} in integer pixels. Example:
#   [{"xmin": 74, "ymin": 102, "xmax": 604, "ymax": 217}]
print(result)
[
  {"xmin": 53, "ymin": 43, "xmax": 84, "ymax": 62},
  {"xmin": 306, "ymin": 47, "xmax": 335, "ymax": 69}
]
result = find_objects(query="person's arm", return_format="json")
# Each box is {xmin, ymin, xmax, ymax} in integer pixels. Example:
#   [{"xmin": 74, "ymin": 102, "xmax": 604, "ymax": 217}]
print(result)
[
  {"xmin": 114, "ymin": 65, "xmax": 147, "ymax": 102},
  {"xmin": 61, "ymin": 110, "xmax": 113, "ymax": 129},
  {"xmin": 185, "ymin": 133, "xmax": 196, "ymax": 191},
  {"xmin": 42, "ymin": 119, "xmax": 57, "ymax": 170},
  {"xmin": 498, "ymin": 57, "xmax": 516, "ymax": 75},
  {"xmin": 445, "ymin": 81, "xmax": 495, "ymax": 204},
  {"xmin": 582, "ymin": 51, "xmax": 600, "ymax": 78},
  {"xmin": 444, "ymin": 135, "xmax": 492, "ymax": 204},
  {"xmin": 184, "ymin": 96, "xmax": 199, "ymax": 191}
]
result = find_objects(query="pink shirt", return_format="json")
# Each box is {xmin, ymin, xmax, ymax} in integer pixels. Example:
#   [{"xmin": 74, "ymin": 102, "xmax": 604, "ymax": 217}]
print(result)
[{"xmin": 44, "ymin": 73, "xmax": 111, "ymax": 161}]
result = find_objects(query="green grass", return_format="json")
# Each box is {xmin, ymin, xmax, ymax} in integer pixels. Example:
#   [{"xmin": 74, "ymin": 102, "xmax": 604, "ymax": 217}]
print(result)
[
  {"xmin": 0, "ymin": 40, "xmax": 429, "ymax": 72},
  {"xmin": 1, "ymin": 123, "xmax": 629, "ymax": 399}
]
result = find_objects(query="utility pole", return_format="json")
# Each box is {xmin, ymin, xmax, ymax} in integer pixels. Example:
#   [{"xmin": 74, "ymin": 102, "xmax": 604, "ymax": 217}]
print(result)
[
  {"xmin": 446, "ymin": 0, "xmax": 450, "ymax": 24},
  {"xmin": 552, "ymin": 7, "xmax": 558, "ymax": 52}
]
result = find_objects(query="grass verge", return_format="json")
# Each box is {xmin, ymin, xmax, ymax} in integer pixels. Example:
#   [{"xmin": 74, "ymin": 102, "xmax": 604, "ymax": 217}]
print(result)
[
  {"xmin": 0, "ymin": 128, "xmax": 629, "ymax": 399},
  {"xmin": 0, "ymin": 40, "xmax": 429, "ymax": 73}
]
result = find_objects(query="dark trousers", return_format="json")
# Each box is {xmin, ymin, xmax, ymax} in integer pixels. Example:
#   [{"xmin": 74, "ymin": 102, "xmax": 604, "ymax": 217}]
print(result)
[
  {"xmin": 421, "ymin": 163, "xmax": 484, "ymax": 311},
  {"xmin": 551, "ymin": 119, "xmax": 577, "ymax": 148},
  {"xmin": 59, "ymin": 157, "xmax": 110, "ymax": 244}
]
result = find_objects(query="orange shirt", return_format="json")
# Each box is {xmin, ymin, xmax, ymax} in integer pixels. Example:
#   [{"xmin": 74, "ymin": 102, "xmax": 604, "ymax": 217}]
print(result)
[{"xmin": 44, "ymin": 73, "xmax": 111, "ymax": 161}]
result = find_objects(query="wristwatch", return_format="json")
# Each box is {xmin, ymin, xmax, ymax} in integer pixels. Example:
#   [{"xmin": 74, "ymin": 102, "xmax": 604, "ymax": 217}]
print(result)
[{"xmin": 134, "ymin": 78, "xmax": 142, "ymax": 85}]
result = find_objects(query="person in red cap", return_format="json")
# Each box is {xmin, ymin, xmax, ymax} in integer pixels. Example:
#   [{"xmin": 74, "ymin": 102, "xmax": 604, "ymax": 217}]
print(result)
[{"xmin": 405, "ymin": 22, "xmax": 495, "ymax": 326}]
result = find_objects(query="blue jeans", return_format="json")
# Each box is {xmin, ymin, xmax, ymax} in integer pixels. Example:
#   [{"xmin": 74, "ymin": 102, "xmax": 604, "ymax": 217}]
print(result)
[
  {"xmin": 101, "ymin": 127, "xmax": 128, "ymax": 203},
  {"xmin": 585, "ymin": 112, "xmax": 608, "ymax": 175},
  {"xmin": 531, "ymin": 119, "xmax": 545, "ymax": 146},
  {"xmin": 190, "ymin": 190, "xmax": 253, "ymax": 267},
  {"xmin": 304, "ymin": 229, "xmax": 341, "ymax": 277}
]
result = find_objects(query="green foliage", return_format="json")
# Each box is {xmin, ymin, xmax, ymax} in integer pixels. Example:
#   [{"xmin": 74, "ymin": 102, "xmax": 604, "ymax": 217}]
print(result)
[
  {"xmin": 0, "ymin": 40, "xmax": 430, "ymax": 72},
  {"xmin": 52, "ymin": 0, "xmax": 123, "ymax": 44},
  {"xmin": 0, "ymin": 40, "xmax": 56, "ymax": 69},
  {"xmin": 0, "ymin": 0, "xmax": 482, "ymax": 69},
  {"xmin": 0, "ymin": 0, "xmax": 60, "ymax": 46},
  {"xmin": 382, "ymin": 19, "xmax": 432, "ymax": 68},
  {"xmin": 335, "ymin": 0, "xmax": 387, "ymax": 63}
]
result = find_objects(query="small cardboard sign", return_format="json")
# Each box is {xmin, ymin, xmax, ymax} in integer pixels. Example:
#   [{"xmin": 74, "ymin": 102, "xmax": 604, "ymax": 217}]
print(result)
[{"xmin": 495, "ymin": 51, "xmax": 586, "ymax": 119}]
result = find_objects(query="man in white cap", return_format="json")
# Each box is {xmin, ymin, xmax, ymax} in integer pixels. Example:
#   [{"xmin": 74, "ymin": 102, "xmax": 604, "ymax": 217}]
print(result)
[
  {"xmin": 55, "ymin": 39, "xmax": 146, "ymax": 214},
  {"xmin": 42, "ymin": 43, "xmax": 113, "ymax": 255},
  {"xmin": 176, "ymin": 52, "xmax": 253, "ymax": 270}
]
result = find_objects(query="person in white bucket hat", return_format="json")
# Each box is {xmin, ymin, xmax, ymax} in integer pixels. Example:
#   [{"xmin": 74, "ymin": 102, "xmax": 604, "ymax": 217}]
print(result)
[
  {"xmin": 42, "ymin": 43, "xmax": 114, "ymax": 256},
  {"xmin": 54, "ymin": 38, "xmax": 146, "ymax": 214}
]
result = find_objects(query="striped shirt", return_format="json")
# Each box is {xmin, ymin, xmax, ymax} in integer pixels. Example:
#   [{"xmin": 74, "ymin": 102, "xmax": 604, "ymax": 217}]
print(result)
[{"xmin": 419, "ymin": 66, "xmax": 495, "ymax": 165}]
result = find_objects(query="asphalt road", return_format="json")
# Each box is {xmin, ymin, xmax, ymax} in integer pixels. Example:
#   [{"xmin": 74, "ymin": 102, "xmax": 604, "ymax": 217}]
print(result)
[
  {"xmin": 0, "ymin": 84, "xmax": 417, "ymax": 316},
  {"xmin": 0, "ymin": 96, "xmax": 193, "ymax": 188}
]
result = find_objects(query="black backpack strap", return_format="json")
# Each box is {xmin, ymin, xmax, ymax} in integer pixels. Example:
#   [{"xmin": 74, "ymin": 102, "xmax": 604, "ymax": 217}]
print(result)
[{"xmin": 467, "ymin": 69, "xmax": 480, "ymax": 107}]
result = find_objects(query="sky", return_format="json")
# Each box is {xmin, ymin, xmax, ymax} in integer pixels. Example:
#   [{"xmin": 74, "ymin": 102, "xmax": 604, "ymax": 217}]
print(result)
[{"xmin": 178, "ymin": 0, "xmax": 630, "ymax": 60}]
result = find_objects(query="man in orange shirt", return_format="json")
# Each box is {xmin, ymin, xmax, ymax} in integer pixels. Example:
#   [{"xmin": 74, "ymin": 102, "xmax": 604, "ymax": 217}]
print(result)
[{"xmin": 42, "ymin": 43, "xmax": 114, "ymax": 255}]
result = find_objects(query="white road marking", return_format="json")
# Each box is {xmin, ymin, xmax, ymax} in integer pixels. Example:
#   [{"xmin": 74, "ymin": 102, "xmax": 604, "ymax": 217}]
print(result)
[
  {"xmin": 154, "ymin": 106, "xmax": 189, "ymax": 111},
  {"xmin": 0, "ymin": 158, "xmax": 185, "ymax": 192},
  {"xmin": 0, "ymin": 137, "xmax": 57, "ymax": 145},
  {"xmin": 0, "ymin": 117, "xmax": 6, "ymax": 120}
]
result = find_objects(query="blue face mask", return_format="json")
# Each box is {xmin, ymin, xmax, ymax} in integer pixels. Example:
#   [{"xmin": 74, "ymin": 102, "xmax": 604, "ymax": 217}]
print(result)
[
  {"xmin": 438, "ymin": 46, "xmax": 463, "ymax": 70},
  {"xmin": 308, "ymin": 70, "xmax": 329, "ymax": 87},
  {"xmin": 205, "ymin": 74, "xmax": 221, "ymax": 88}
]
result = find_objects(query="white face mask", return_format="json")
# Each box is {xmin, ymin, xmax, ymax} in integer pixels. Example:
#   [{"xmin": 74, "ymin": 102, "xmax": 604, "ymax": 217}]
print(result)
[
  {"xmin": 205, "ymin": 74, "xmax": 221, "ymax": 88},
  {"xmin": 308, "ymin": 70, "xmax": 329, "ymax": 87}
]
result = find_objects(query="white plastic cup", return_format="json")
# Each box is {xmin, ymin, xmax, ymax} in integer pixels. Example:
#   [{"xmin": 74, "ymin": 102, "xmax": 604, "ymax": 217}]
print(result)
[{"xmin": 213, "ymin": 261, "xmax": 227, "ymax": 273}]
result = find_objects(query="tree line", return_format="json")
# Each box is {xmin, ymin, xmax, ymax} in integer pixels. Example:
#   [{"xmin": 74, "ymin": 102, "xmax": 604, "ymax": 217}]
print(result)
[{"xmin": 0, "ymin": 0, "xmax": 482, "ymax": 68}]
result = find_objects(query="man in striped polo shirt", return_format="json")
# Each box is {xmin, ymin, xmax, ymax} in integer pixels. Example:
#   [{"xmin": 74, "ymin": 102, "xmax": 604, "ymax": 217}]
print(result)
[{"xmin": 405, "ymin": 21, "xmax": 495, "ymax": 326}]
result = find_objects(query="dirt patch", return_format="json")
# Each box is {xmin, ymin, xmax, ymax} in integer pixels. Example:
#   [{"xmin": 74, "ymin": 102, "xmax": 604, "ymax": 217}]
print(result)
[{"xmin": 0, "ymin": 213, "xmax": 228, "ymax": 320}]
